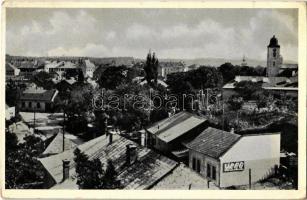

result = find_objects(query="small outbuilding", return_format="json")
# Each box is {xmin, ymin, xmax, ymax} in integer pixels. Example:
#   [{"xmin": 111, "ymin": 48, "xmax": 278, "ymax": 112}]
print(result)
[{"xmin": 145, "ymin": 111, "xmax": 208, "ymax": 154}]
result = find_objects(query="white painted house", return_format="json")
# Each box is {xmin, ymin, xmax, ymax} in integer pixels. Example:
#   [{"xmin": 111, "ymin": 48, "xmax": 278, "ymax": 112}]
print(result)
[
  {"xmin": 5, "ymin": 104, "xmax": 15, "ymax": 120},
  {"xmin": 185, "ymin": 127, "xmax": 280, "ymax": 188}
]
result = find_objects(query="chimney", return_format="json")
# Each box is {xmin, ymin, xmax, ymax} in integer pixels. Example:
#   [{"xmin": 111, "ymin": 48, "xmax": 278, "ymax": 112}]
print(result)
[
  {"xmin": 109, "ymin": 132, "xmax": 113, "ymax": 145},
  {"xmin": 141, "ymin": 131, "xmax": 146, "ymax": 146},
  {"xmin": 62, "ymin": 159, "xmax": 70, "ymax": 181},
  {"xmin": 230, "ymin": 128, "xmax": 235, "ymax": 134},
  {"xmin": 126, "ymin": 144, "xmax": 137, "ymax": 165}
]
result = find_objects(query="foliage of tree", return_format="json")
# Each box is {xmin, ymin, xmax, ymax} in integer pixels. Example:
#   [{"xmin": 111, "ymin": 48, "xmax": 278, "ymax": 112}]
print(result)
[
  {"xmin": 98, "ymin": 66, "xmax": 130, "ymax": 90},
  {"xmin": 104, "ymin": 159, "xmax": 122, "ymax": 189},
  {"xmin": 227, "ymin": 95, "xmax": 244, "ymax": 111},
  {"xmin": 104, "ymin": 83, "xmax": 151, "ymax": 131},
  {"xmin": 5, "ymin": 133, "xmax": 45, "ymax": 189},
  {"xmin": 78, "ymin": 70, "xmax": 85, "ymax": 83},
  {"xmin": 6, "ymin": 81, "xmax": 22, "ymax": 107},
  {"xmin": 218, "ymin": 62, "xmax": 266, "ymax": 84},
  {"xmin": 31, "ymin": 71, "xmax": 55, "ymax": 90},
  {"xmin": 234, "ymin": 81, "xmax": 262, "ymax": 100},
  {"xmin": 189, "ymin": 66, "xmax": 223, "ymax": 89},
  {"xmin": 73, "ymin": 149, "xmax": 122, "ymax": 189},
  {"xmin": 144, "ymin": 51, "xmax": 159, "ymax": 87},
  {"xmin": 64, "ymin": 69, "xmax": 80, "ymax": 80},
  {"xmin": 218, "ymin": 62, "xmax": 238, "ymax": 84}
]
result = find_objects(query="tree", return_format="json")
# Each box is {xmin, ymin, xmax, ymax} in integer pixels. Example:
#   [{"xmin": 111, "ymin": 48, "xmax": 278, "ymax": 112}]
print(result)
[
  {"xmin": 5, "ymin": 133, "xmax": 45, "ymax": 189},
  {"xmin": 104, "ymin": 159, "xmax": 122, "ymax": 189},
  {"xmin": 73, "ymin": 149, "xmax": 122, "ymax": 189},
  {"xmin": 234, "ymin": 81, "xmax": 262, "ymax": 100},
  {"xmin": 77, "ymin": 70, "xmax": 85, "ymax": 83},
  {"xmin": 189, "ymin": 66, "xmax": 223, "ymax": 89},
  {"xmin": 144, "ymin": 50, "xmax": 158, "ymax": 88},
  {"xmin": 74, "ymin": 148, "xmax": 105, "ymax": 189},
  {"xmin": 98, "ymin": 66, "xmax": 129, "ymax": 90},
  {"xmin": 227, "ymin": 95, "xmax": 243, "ymax": 111},
  {"xmin": 31, "ymin": 71, "xmax": 55, "ymax": 90},
  {"xmin": 219, "ymin": 62, "xmax": 237, "ymax": 84}
]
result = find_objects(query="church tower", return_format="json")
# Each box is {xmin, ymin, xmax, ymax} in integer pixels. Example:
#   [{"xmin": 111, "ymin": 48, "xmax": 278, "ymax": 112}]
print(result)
[
  {"xmin": 241, "ymin": 55, "xmax": 247, "ymax": 66},
  {"xmin": 266, "ymin": 35, "xmax": 283, "ymax": 77}
]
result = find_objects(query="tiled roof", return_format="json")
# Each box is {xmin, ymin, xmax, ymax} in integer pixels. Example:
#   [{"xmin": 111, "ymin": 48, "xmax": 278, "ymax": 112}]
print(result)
[
  {"xmin": 20, "ymin": 89, "xmax": 58, "ymax": 102},
  {"xmin": 39, "ymin": 134, "xmax": 177, "ymax": 189},
  {"xmin": 185, "ymin": 127, "xmax": 241, "ymax": 158},
  {"xmin": 147, "ymin": 111, "xmax": 207, "ymax": 143},
  {"xmin": 43, "ymin": 132, "xmax": 77, "ymax": 155},
  {"xmin": 223, "ymin": 76, "xmax": 298, "ymax": 90}
]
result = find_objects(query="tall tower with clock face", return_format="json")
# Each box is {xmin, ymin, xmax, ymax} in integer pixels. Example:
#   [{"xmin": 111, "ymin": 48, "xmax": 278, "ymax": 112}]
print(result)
[{"xmin": 266, "ymin": 35, "xmax": 283, "ymax": 77}]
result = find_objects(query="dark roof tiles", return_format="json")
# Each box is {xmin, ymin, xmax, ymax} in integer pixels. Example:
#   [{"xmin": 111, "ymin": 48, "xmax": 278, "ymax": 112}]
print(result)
[{"xmin": 185, "ymin": 127, "xmax": 241, "ymax": 158}]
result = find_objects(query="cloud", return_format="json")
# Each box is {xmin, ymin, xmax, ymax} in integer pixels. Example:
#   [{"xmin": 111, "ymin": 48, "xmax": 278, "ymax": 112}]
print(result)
[{"xmin": 6, "ymin": 9, "xmax": 298, "ymax": 62}]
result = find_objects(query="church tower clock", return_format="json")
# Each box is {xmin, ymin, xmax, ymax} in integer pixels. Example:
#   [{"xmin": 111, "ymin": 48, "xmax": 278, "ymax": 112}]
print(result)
[{"xmin": 266, "ymin": 35, "xmax": 283, "ymax": 77}]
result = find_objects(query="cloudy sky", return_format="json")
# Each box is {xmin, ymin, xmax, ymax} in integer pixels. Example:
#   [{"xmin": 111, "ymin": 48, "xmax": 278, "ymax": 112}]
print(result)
[{"xmin": 6, "ymin": 8, "xmax": 298, "ymax": 62}]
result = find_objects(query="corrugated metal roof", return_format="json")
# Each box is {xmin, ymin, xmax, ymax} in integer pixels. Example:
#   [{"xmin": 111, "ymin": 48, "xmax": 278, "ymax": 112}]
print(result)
[
  {"xmin": 39, "ymin": 134, "xmax": 177, "ymax": 189},
  {"xmin": 147, "ymin": 111, "xmax": 207, "ymax": 143},
  {"xmin": 185, "ymin": 127, "xmax": 241, "ymax": 158}
]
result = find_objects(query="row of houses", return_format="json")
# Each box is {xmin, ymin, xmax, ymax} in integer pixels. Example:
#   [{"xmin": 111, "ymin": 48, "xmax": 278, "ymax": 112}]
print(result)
[
  {"xmin": 143, "ymin": 111, "xmax": 281, "ymax": 188},
  {"xmin": 6, "ymin": 59, "xmax": 97, "ymax": 80},
  {"xmin": 38, "ymin": 131, "xmax": 216, "ymax": 189},
  {"xmin": 35, "ymin": 111, "xmax": 281, "ymax": 189}
]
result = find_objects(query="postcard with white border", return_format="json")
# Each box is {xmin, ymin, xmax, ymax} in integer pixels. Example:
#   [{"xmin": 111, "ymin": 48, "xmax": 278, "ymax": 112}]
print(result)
[{"xmin": 1, "ymin": 0, "xmax": 306, "ymax": 199}]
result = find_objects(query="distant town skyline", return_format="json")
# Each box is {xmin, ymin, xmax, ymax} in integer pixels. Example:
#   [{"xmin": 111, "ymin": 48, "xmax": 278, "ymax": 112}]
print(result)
[{"xmin": 6, "ymin": 8, "xmax": 298, "ymax": 62}]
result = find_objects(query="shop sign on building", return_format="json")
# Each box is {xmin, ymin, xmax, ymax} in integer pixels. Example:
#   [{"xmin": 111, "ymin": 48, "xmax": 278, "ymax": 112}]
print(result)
[{"xmin": 223, "ymin": 161, "xmax": 245, "ymax": 172}]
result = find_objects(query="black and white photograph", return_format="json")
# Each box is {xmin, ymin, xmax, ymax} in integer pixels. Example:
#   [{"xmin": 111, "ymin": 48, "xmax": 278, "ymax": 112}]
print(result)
[{"xmin": 2, "ymin": 1, "xmax": 306, "ymax": 197}]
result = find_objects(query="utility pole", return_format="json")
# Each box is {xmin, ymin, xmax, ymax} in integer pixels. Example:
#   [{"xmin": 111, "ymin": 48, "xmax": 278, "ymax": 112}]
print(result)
[
  {"xmin": 33, "ymin": 108, "xmax": 36, "ymax": 134},
  {"xmin": 222, "ymin": 101, "xmax": 224, "ymax": 131},
  {"xmin": 62, "ymin": 109, "xmax": 65, "ymax": 152}
]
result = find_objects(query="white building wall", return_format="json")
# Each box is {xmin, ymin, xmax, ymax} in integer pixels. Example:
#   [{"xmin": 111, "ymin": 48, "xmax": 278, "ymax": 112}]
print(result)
[
  {"xmin": 219, "ymin": 134, "xmax": 280, "ymax": 188},
  {"xmin": 5, "ymin": 107, "xmax": 15, "ymax": 120},
  {"xmin": 189, "ymin": 150, "xmax": 220, "ymax": 186}
]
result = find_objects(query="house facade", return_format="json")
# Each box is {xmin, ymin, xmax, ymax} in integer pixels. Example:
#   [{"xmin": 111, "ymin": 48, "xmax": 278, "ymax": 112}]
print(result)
[
  {"xmin": 158, "ymin": 61, "xmax": 186, "ymax": 78},
  {"xmin": 19, "ymin": 87, "xmax": 59, "ymax": 112},
  {"xmin": 5, "ymin": 104, "xmax": 15, "ymax": 120},
  {"xmin": 81, "ymin": 59, "xmax": 96, "ymax": 78}
]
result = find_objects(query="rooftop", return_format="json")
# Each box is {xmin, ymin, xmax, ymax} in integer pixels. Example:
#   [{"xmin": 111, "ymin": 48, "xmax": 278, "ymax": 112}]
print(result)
[
  {"xmin": 184, "ymin": 127, "xmax": 241, "ymax": 158},
  {"xmin": 146, "ymin": 111, "xmax": 207, "ymax": 143},
  {"xmin": 223, "ymin": 76, "xmax": 298, "ymax": 90},
  {"xmin": 42, "ymin": 132, "xmax": 77, "ymax": 155},
  {"xmin": 20, "ymin": 89, "xmax": 58, "ymax": 102},
  {"xmin": 151, "ymin": 163, "xmax": 218, "ymax": 190},
  {"xmin": 6, "ymin": 63, "xmax": 19, "ymax": 71},
  {"xmin": 39, "ymin": 134, "xmax": 177, "ymax": 189}
]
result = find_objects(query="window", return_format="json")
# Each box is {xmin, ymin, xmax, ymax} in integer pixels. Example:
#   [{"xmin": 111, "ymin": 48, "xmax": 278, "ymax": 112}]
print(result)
[
  {"xmin": 207, "ymin": 163, "xmax": 211, "ymax": 177},
  {"xmin": 192, "ymin": 158, "xmax": 196, "ymax": 171},
  {"xmin": 37, "ymin": 102, "xmax": 41, "ymax": 109},
  {"xmin": 196, "ymin": 160, "xmax": 201, "ymax": 173},
  {"xmin": 212, "ymin": 166, "xmax": 216, "ymax": 180},
  {"xmin": 273, "ymin": 61, "xmax": 275, "ymax": 66},
  {"xmin": 22, "ymin": 102, "xmax": 25, "ymax": 108},
  {"xmin": 273, "ymin": 48, "xmax": 277, "ymax": 57},
  {"xmin": 207, "ymin": 163, "xmax": 217, "ymax": 180},
  {"xmin": 29, "ymin": 102, "xmax": 32, "ymax": 108}
]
